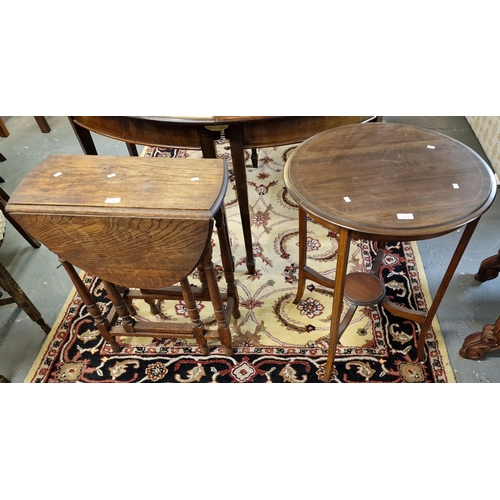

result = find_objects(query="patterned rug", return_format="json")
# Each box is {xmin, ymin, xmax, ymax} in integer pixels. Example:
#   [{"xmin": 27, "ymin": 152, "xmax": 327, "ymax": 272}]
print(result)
[{"xmin": 26, "ymin": 140, "xmax": 455, "ymax": 383}]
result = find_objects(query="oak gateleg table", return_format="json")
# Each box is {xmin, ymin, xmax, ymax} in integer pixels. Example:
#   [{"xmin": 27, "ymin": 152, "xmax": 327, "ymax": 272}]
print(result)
[{"xmin": 68, "ymin": 116, "xmax": 378, "ymax": 274}]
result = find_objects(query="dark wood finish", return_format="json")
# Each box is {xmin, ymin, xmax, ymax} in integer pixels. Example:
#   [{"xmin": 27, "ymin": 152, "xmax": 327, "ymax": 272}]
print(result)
[
  {"xmin": 474, "ymin": 249, "xmax": 500, "ymax": 282},
  {"xmin": 0, "ymin": 209, "xmax": 49, "ymax": 334},
  {"xmin": 7, "ymin": 155, "xmax": 239, "ymax": 355},
  {"xmin": 0, "ymin": 153, "xmax": 6, "ymax": 162},
  {"xmin": 284, "ymin": 122, "xmax": 496, "ymax": 382},
  {"xmin": 34, "ymin": 116, "xmax": 50, "ymax": 133},
  {"xmin": 68, "ymin": 115, "xmax": 377, "ymax": 274},
  {"xmin": 460, "ymin": 315, "xmax": 500, "ymax": 360}
]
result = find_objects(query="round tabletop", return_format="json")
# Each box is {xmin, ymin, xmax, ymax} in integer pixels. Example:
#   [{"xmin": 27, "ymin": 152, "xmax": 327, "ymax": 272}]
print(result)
[{"xmin": 284, "ymin": 122, "xmax": 497, "ymax": 241}]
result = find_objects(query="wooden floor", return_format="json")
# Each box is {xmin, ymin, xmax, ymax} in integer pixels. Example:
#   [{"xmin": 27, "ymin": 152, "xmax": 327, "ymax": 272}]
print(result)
[{"xmin": 0, "ymin": 115, "xmax": 499, "ymax": 382}]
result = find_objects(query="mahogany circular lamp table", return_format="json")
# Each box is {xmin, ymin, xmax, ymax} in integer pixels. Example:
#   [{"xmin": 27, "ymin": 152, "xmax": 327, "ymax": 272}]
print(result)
[{"xmin": 283, "ymin": 122, "xmax": 497, "ymax": 382}]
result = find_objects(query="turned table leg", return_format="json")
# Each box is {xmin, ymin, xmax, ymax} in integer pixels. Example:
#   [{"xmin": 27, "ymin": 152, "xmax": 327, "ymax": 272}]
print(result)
[{"xmin": 59, "ymin": 260, "xmax": 121, "ymax": 352}]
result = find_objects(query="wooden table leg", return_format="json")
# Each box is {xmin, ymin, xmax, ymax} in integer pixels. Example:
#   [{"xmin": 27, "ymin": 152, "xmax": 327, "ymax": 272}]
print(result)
[
  {"xmin": 460, "ymin": 315, "xmax": 500, "ymax": 359},
  {"xmin": 293, "ymin": 206, "xmax": 308, "ymax": 304},
  {"xmin": 227, "ymin": 124, "xmax": 255, "ymax": 274},
  {"xmin": 59, "ymin": 259, "xmax": 121, "ymax": 351},
  {"xmin": 0, "ymin": 118, "xmax": 9, "ymax": 137},
  {"xmin": 201, "ymin": 244, "xmax": 233, "ymax": 356},
  {"xmin": 323, "ymin": 227, "xmax": 351, "ymax": 382},
  {"xmin": 68, "ymin": 118, "xmax": 98, "ymax": 155},
  {"xmin": 34, "ymin": 117, "xmax": 51, "ymax": 133},
  {"xmin": 214, "ymin": 205, "xmax": 240, "ymax": 319},
  {"xmin": 416, "ymin": 219, "xmax": 480, "ymax": 360}
]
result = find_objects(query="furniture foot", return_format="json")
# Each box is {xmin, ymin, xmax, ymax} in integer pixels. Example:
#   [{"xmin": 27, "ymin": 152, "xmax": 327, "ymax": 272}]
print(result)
[
  {"xmin": 323, "ymin": 228, "xmax": 351, "ymax": 382},
  {"xmin": 459, "ymin": 315, "xmax": 500, "ymax": 360},
  {"xmin": 474, "ymin": 249, "xmax": 500, "ymax": 282},
  {"xmin": 0, "ymin": 118, "xmax": 9, "ymax": 137},
  {"xmin": 227, "ymin": 123, "xmax": 256, "ymax": 274}
]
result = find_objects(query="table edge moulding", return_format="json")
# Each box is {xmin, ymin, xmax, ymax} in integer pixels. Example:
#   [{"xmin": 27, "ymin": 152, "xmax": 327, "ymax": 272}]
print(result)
[{"xmin": 283, "ymin": 122, "xmax": 496, "ymax": 382}]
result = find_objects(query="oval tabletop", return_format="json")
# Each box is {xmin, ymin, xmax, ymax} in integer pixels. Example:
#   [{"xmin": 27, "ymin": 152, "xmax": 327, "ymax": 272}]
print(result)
[{"xmin": 284, "ymin": 122, "xmax": 497, "ymax": 240}]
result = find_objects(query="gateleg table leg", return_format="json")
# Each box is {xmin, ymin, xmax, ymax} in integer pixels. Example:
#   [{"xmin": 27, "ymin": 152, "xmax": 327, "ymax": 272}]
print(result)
[{"xmin": 59, "ymin": 259, "xmax": 121, "ymax": 352}]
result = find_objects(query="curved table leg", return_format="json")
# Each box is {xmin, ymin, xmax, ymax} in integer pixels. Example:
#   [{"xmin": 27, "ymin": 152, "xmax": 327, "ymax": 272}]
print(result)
[
  {"xmin": 474, "ymin": 249, "xmax": 500, "ymax": 282},
  {"xmin": 416, "ymin": 219, "xmax": 480, "ymax": 360},
  {"xmin": 323, "ymin": 227, "xmax": 351, "ymax": 382},
  {"xmin": 460, "ymin": 315, "xmax": 500, "ymax": 360}
]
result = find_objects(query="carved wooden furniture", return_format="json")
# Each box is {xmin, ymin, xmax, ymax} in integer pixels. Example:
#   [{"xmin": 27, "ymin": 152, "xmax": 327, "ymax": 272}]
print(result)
[
  {"xmin": 473, "ymin": 249, "xmax": 500, "ymax": 282},
  {"xmin": 68, "ymin": 116, "xmax": 378, "ymax": 275},
  {"xmin": 284, "ymin": 122, "xmax": 496, "ymax": 382},
  {"xmin": 459, "ymin": 251, "xmax": 500, "ymax": 359},
  {"xmin": 7, "ymin": 155, "xmax": 240, "ymax": 355},
  {"xmin": 0, "ymin": 212, "xmax": 50, "ymax": 334}
]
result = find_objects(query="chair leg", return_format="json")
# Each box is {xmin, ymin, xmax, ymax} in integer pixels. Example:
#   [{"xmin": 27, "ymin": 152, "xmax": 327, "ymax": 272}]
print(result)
[
  {"xmin": 0, "ymin": 262, "xmax": 51, "ymax": 334},
  {"xmin": 0, "ymin": 153, "xmax": 6, "ymax": 162},
  {"xmin": 251, "ymin": 148, "xmax": 258, "ymax": 168}
]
